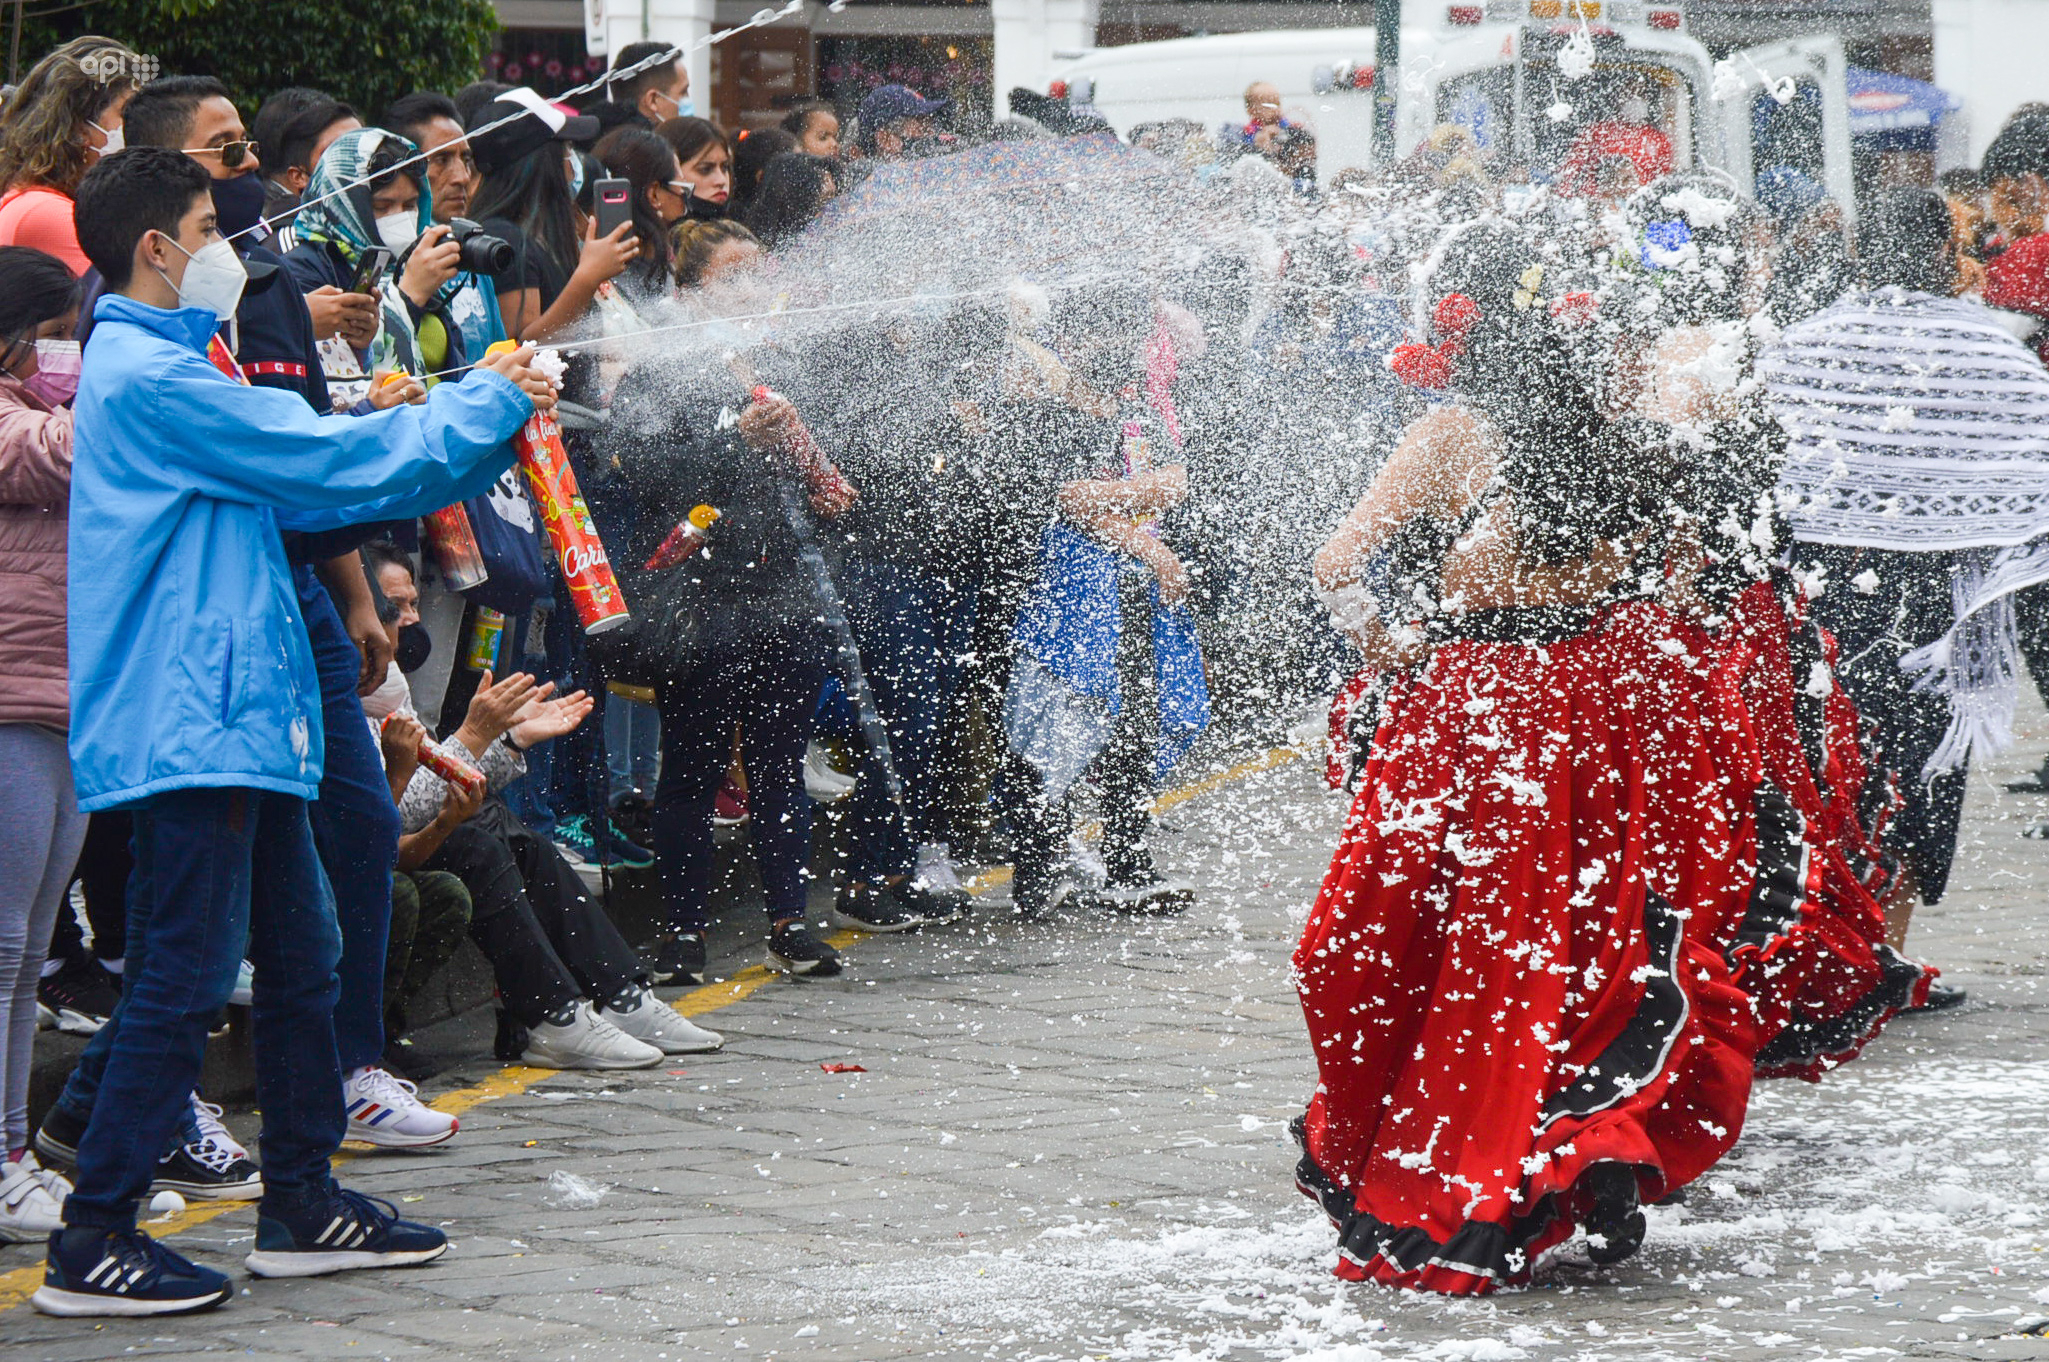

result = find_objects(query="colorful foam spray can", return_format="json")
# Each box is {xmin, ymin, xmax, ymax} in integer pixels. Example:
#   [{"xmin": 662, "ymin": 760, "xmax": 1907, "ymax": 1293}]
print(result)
[
  {"xmin": 487, "ymin": 341, "xmax": 630, "ymax": 635},
  {"xmin": 463, "ymin": 606, "xmax": 505, "ymax": 673}
]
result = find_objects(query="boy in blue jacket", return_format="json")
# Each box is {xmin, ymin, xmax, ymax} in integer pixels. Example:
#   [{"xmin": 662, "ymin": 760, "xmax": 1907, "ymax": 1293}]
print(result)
[{"xmin": 33, "ymin": 148, "xmax": 554, "ymax": 1318}]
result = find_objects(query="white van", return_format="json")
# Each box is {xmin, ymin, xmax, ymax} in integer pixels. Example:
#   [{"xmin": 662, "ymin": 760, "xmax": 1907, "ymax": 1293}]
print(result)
[{"xmin": 1047, "ymin": 10, "xmax": 1855, "ymax": 216}]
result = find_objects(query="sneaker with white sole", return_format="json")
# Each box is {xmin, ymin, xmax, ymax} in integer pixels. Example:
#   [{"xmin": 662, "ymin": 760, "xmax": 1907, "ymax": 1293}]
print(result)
[
  {"xmin": 155, "ymin": 1096, "xmax": 263, "ymax": 1200},
  {"xmin": 343, "ymin": 1066, "xmax": 458, "ymax": 1149},
  {"xmin": 245, "ymin": 1186, "xmax": 447, "ymax": 1278},
  {"xmin": 766, "ymin": 922, "xmax": 842, "ymax": 977},
  {"xmin": 802, "ymin": 742, "xmax": 857, "ymax": 802},
  {"xmin": 601, "ymin": 986, "xmax": 724, "ymax": 1054},
  {"xmin": 913, "ymin": 842, "xmax": 965, "ymax": 895},
  {"xmin": 32, "ymin": 1227, "xmax": 231, "ymax": 1317},
  {"xmin": 0, "ymin": 1158, "xmax": 65, "ymax": 1243},
  {"xmin": 15, "ymin": 1150, "xmax": 70, "ymax": 1205},
  {"xmin": 519, "ymin": 1001, "xmax": 664, "ymax": 1070}
]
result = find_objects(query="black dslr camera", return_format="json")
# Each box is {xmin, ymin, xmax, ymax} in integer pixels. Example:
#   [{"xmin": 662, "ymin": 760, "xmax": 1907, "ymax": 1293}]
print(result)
[{"xmin": 446, "ymin": 218, "xmax": 513, "ymax": 275}]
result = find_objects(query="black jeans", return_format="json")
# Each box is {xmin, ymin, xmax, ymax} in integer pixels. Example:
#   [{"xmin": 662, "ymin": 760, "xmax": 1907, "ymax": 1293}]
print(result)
[
  {"xmin": 1801, "ymin": 544, "xmax": 1968, "ymax": 903},
  {"xmin": 50, "ymin": 809, "xmax": 131, "ymax": 965},
  {"xmin": 421, "ymin": 800, "xmax": 644, "ymax": 1027},
  {"xmin": 651, "ymin": 616, "xmax": 827, "ymax": 932}
]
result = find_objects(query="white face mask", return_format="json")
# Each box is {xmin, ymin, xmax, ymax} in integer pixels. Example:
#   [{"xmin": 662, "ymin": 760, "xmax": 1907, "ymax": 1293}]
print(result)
[
  {"xmin": 361, "ymin": 660, "xmax": 413, "ymax": 724},
  {"xmin": 89, "ymin": 119, "xmax": 123, "ymax": 158},
  {"xmin": 156, "ymin": 234, "xmax": 247, "ymax": 322},
  {"xmin": 374, "ymin": 211, "xmax": 419, "ymax": 255}
]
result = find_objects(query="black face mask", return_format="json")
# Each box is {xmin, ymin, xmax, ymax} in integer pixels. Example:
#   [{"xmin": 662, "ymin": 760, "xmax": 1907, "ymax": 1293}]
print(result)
[
  {"xmin": 210, "ymin": 171, "xmax": 266, "ymax": 240},
  {"xmin": 900, "ymin": 134, "xmax": 948, "ymax": 160},
  {"xmin": 395, "ymin": 623, "xmax": 433, "ymax": 674}
]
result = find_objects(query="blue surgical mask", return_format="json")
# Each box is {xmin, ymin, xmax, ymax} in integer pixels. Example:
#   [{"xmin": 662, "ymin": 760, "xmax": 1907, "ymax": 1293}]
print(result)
[
  {"xmin": 675, "ymin": 98, "xmax": 696, "ymax": 119},
  {"xmin": 566, "ymin": 150, "xmax": 585, "ymax": 198}
]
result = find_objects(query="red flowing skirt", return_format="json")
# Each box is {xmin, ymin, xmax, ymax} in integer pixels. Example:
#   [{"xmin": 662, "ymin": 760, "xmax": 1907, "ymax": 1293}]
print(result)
[
  {"xmin": 1706, "ymin": 581, "xmax": 1932, "ymax": 1081},
  {"xmin": 1295, "ymin": 601, "xmax": 1760, "ymax": 1295}
]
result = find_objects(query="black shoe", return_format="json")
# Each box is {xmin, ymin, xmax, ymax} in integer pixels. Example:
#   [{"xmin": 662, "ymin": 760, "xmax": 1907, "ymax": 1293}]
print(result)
[
  {"xmin": 1911, "ymin": 981, "xmax": 1968, "ymax": 1012},
  {"xmin": 154, "ymin": 1126, "xmax": 262, "ymax": 1201},
  {"xmin": 649, "ymin": 931, "xmax": 707, "ymax": 986},
  {"xmin": 31, "ymin": 1104, "xmax": 87, "ymax": 1166},
  {"xmin": 1582, "ymin": 1164, "xmax": 1647, "ymax": 1266},
  {"xmin": 380, "ymin": 1038, "xmax": 441, "ymax": 1082},
  {"xmin": 492, "ymin": 1007, "xmax": 530, "ymax": 1063},
  {"xmin": 893, "ymin": 879, "xmax": 970, "ymax": 926},
  {"xmin": 36, "ymin": 956, "xmax": 119, "ymax": 1035},
  {"xmin": 830, "ymin": 884, "xmax": 929, "ymax": 934},
  {"xmin": 1013, "ymin": 868, "xmax": 1083, "ymax": 920},
  {"xmin": 2007, "ymin": 762, "xmax": 2049, "ymax": 794},
  {"xmin": 1090, "ymin": 868, "xmax": 1195, "ymax": 916},
  {"xmin": 766, "ymin": 922, "xmax": 842, "ymax": 977}
]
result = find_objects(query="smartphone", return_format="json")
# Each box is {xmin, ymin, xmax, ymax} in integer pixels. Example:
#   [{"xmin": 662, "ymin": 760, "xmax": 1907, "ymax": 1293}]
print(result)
[
  {"xmin": 348, "ymin": 246, "xmax": 394, "ymax": 296},
  {"xmin": 593, "ymin": 177, "xmax": 633, "ymax": 241}
]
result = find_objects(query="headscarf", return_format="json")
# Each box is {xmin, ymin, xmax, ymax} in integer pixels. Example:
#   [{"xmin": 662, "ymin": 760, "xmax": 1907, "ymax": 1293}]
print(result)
[
  {"xmin": 295, "ymin": 127, "xmax": 432, "ymax": 377},
  {"xmin": 1762, "ymin": 286, "xmax": 2049, "ymax": 772}
]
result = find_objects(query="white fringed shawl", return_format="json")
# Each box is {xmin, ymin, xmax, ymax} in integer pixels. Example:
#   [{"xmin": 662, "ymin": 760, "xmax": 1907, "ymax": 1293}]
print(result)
[{"xmin": 1760, "ymin": 287, "xmax": 2049, "ymax": 776}]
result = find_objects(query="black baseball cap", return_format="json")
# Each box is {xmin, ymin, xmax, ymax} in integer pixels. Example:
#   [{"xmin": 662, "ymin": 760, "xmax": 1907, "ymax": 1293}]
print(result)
[{"xmin": 467, "ymin": 86, "xmax": 601, "ymax": 175}]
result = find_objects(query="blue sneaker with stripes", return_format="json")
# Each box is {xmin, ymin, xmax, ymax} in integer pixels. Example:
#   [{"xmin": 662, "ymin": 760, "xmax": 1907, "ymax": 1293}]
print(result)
[
  {"xmin": 32, "ymin": 1227, "xmax": 231, "ymax": 1316},
  {"xmin": 245, "ymin": 1186, "xmax": 448, "ymax": 1278}
]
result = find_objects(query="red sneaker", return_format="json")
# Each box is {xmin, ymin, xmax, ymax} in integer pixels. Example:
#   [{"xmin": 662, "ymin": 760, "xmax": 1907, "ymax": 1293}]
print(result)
[{"xmin": 713, "ymin": 781, "xmax": 750, "ymax": 826}]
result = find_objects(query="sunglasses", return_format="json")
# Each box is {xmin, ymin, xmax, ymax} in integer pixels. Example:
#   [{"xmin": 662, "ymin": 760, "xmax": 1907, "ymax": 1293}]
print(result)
[{"xmin": 185, "ymin": 138, "xmax": 259, "ymax": 170}]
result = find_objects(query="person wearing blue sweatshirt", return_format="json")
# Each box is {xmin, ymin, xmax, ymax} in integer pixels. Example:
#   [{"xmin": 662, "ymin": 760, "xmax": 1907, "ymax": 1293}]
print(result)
[{"xmin": 31, "ymin": 147, "xmax": 554, "ymax": 1318}]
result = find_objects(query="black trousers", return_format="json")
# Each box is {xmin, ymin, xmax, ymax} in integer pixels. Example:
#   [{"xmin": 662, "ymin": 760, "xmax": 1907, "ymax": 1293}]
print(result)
[
  {"xmin": 421, "ymin": 799, "xmax": 645, "ymax": 1027},
  {"xmin": 49, "ymin": 810, "xmax": 132, "ymax": 965},
  {"xmin": 1801, "ymin": 544, "xmax": 1968, "ymax": 904}
]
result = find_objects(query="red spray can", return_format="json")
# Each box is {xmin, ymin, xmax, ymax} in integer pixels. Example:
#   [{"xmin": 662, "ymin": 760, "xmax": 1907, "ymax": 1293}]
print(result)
[{"xmin": 487, "ymin": 342, "xmax": 630, "ymax": 635}]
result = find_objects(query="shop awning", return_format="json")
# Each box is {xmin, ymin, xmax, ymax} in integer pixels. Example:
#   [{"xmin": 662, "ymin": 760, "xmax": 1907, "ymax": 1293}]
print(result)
[{"xmin": 1847, "ymin": 66, "xmax": 1960, "ymax": 140}]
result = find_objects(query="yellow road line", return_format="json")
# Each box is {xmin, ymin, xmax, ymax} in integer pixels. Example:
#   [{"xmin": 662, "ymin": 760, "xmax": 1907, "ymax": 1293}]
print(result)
[{"xmin": 0, "ymin": 739, "xmax": 1303, "ymax": 1313}]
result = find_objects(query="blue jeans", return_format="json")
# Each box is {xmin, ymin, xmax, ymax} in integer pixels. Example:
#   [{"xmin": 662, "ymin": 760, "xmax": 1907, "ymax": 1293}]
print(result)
[
  {"xmin": 605, "ymin": 695, "xmax": 661, "ymax": 796},
  {"xmin": 298, "ymin": 567, "xmax": 402, "ymax": 1072},
  {"xmin": 841, "ymin": 557, "xmax": 975, "ymax": 884},
  {"xmin": 60, "ymin": 789, "xmax": 345, "ymax": 1230}
]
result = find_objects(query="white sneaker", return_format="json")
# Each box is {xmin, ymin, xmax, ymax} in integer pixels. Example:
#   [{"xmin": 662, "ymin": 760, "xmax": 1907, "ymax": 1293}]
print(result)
[
  {"xmin": 601, "ymin": 987, "xmax": 724, "ymax": 1054},
  {"xmin": 15, "ymin": 1150, "xmax": 71, "ymax": 1204},
  {"xmin": 343, "ymin": 1066, "xmax": 459, "ymax": 1149},
  {"xmin": 0, "ymin": 1158, "xmax": 65, "ymax": 1243},
  {"xmin": 520, "ymin": 1001, "xmax": 664, "ymax": 1070},
  {"xmin": 913, "ymin": 842, "xmax": 965, "ymax": 895},
  {"xmin": 802, "ymin": 742, "xmax": 856, "ymax": 802}
]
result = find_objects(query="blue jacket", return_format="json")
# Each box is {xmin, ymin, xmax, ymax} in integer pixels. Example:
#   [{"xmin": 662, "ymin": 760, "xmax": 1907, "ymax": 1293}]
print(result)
[{"xmin": 69, "ymin": 294, "xmax": 532, "ymax": 812}]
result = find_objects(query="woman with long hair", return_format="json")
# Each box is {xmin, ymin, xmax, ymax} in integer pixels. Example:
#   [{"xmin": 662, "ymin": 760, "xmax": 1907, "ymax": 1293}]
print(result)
[
  {"xmin": 653, "ymin": 115, "xmax": 733, "ymax": 219},
  {"xmin": 466, "ymin": 94, "xmax": 638, "ymax": 343},
  {"xmin": 592, "ymin": 125, "xmax": 689, "ymax": 296},
  {"xmin": 1298, "ymin": 224, "xmax": 1759, "ymax": 1294},
  {"xmin": 741, "ymin": 152, "xmax": 836, "ymax": 252},
  {"xmin": 0, "ymin": 37, "xmax": 140, "ymax": 274}
]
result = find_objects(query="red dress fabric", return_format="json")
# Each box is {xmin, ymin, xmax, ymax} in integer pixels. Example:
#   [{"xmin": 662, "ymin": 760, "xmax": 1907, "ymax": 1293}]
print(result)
[
  {"xmin": 1294, "ymin": 600, "xmax": 1760, "ymax": 1295},
  {"xmin": 1706, "ymin": 580, "xmax": 1932, "ymax": 1080}
]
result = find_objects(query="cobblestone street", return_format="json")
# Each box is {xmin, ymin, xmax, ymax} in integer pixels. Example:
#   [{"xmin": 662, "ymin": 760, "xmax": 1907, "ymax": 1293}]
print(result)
[{"xmin": 9, "ymin": 698, "xmax": 2049, "ymax": 1361}]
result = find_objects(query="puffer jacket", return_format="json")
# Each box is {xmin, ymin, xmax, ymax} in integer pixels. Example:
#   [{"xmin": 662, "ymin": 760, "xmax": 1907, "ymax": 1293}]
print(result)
[{"xmin": 0, "ymin": 371, "xmax": 72, "ymax": 728}]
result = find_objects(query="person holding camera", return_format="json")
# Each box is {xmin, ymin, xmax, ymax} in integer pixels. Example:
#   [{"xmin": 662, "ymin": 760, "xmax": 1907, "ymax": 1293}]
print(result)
[{"xmin": 283, "ymin": 127, "xmax": 470, "ymax": 412}]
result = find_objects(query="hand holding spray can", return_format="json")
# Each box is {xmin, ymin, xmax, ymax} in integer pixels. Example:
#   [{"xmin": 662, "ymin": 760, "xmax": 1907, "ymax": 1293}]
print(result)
[
  {"xmin": 378, "ymin": 713, "xmax": 484, "ymax": 797},
  {"xmin": 422, "ymin": 504, "xmax": 489, "ymax": 591},
  {"xmin": 485, "ymin": 341, "xmax": 630, "ymax": 635}
]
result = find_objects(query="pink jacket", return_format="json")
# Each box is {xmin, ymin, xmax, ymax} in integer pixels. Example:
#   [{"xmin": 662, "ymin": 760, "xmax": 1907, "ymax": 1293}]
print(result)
[{"xmin": 0, "ymin": 372, "xmax": 72, "ymax": 728}]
